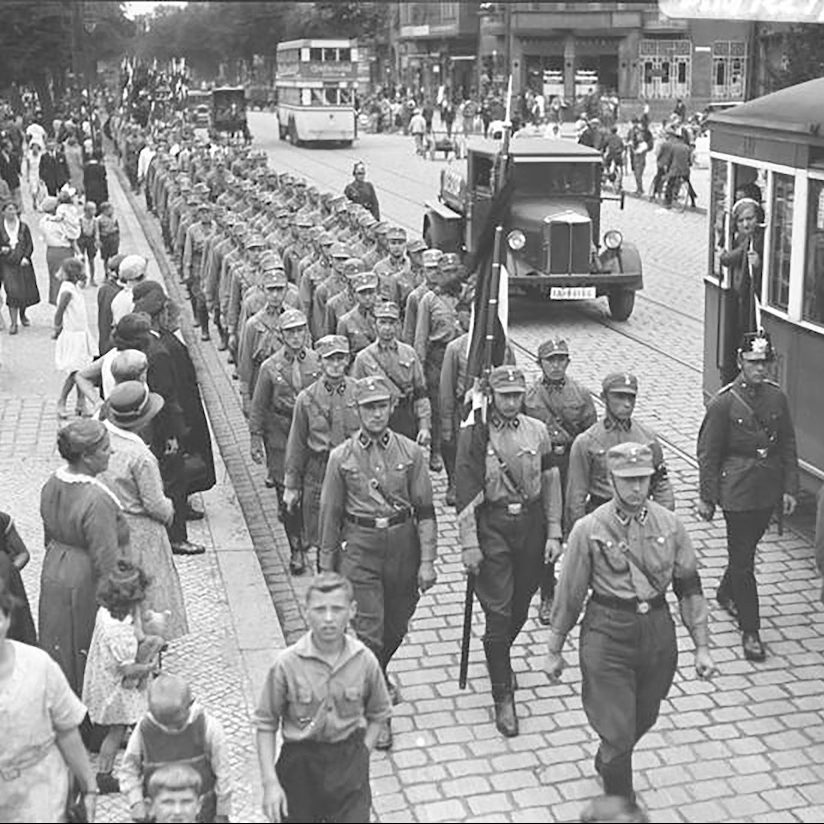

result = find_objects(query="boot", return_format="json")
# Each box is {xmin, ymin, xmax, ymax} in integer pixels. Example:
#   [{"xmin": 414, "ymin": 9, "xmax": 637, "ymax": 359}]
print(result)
[
  {"xmin": 484, "ymin": 639, "xmax": 519, "ymax": 738},
  {"xmin": 289, "ymin": 548, "xmax": 306, "ymax": 575},
  {"xmin": 493, "ymin": 691, "xmax": 519, "ymax": 738},
  {"xmin": 197, "ymin": 305, "xmax": 211, "ymax": 340},
  {"xmin": 538, "ymin": 594, "xmax": 554, "ymax": 626},
  {"xmin": 742, "ymin": 631, "xmax": 766, "ymax": 662}
]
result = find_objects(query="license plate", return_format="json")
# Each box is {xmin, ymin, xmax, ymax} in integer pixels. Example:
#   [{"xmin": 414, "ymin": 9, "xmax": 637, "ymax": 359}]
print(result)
[{"xmin": 550, "ymin": 286, "xmax": 596, "ymax": 300}]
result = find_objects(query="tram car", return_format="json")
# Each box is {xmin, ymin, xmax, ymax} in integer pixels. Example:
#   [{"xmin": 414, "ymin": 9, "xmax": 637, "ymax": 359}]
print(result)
[{"xmin": 704, "ymin": 77, "xmax": 824, "ymax": 494}]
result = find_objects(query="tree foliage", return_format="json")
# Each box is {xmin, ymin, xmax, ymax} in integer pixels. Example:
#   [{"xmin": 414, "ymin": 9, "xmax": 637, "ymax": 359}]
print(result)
[{"xmin": 762, "ymin": 24, "xmax": 824, "ymax": 92}]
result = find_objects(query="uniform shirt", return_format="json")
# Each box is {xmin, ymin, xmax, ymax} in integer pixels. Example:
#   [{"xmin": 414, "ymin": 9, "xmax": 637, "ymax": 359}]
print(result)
[
  {"xmin": 238, "ymin": 307, "xmax": 284, "ymax": 398},
  {"xmin": 548, "ymin": 499, "xmax": 709, "ymax": 648},
  {"xmin": 414, "ymin": 290, "xmax": 461, "ymax": 363},
  {"xmin": 337, "ymin": 305, "xmax": 377, "ymax": 356},
  {"xmin": 253, "ymin": 632, "xmax": 390, "ymax": 744},
  {"xmin": 249, "ymin": 345, "xmax": 321, "ymax": 443},
  {"xmin": 524, "ymin": 375, "xmax": 598, "ymax": 449},
  {"xmin": 325, "ymin": 289, "xmax": 355, "ymax": 337},
  {"xmin": 403, "ymin": 282, "xmax": 430, "ymax": 344},
  {"xmin": 697, "ymin": 374, "xmax": 798, "ymax": 511},
  {"xmin": 319, "ymin": 428, "xmax": 436, "ymax": 556},
  {"xmin": 374, "ymin": 255, "xmax": 411, "ymax": 301},
  {"xmin": 439, "ymin": 332, "xmax": 515, "ymax": 439},
  {"xmin": 284, "ymin": 377, "xmax": 360, "ymax": 489},
  {"xmin": 312, "ymin": 273, "xmax": 347, "ymax": 340},
  {"xmin": 352, "ymin": 339, "xmax": 431, "ymax": 428},
  {"xmin": 361, "ymin": 244, "xmax": 381, "ymax": 270},
  {"xmin": 566, "ymin": 416, "xmax": 674, "ymax": 528}
]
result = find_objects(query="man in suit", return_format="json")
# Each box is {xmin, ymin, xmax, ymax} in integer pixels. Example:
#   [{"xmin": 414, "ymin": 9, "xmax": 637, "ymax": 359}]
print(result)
[{"xmin": 39, "ymin": 138, "xmax": 69, "ymax": 196}]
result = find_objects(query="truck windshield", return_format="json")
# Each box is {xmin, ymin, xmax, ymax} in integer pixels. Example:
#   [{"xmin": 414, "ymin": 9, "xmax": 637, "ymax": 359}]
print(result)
[{"xmin": 512, "ymin": 162, "xmax": 598, "ymax": 197}]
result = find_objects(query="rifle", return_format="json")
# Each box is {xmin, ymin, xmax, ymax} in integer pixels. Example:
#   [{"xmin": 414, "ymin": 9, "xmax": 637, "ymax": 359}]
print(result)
[{"xmin": 459, "ymin": 573, "xmax": 475, "ymax": 689}]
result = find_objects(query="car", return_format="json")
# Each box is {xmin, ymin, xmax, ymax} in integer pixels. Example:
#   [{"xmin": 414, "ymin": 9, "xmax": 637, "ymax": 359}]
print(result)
[{"xmin": 422, "ymin": 135, "xmax": 643, "ymax": 320}]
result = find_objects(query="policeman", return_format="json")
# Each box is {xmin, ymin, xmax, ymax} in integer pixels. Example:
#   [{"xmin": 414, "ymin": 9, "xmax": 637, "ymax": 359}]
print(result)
[
  {"xmin": 525, "ymin": 338, "xmax": 597, "ymax": 623},
  {"xmin": 250, "ymin": 308, "xmax": 321, "ymax": 575},
  {"xmin": 545, "ymin": 442, "xmax": 716, "ymax": 803},
  {"xmin": 458, "ymin": 366, "xmax": 563, "ymax": 738},
  {"xmin": 284, "ymin": 335, "xmax": 361, "ymax": 572},
  {"xmin": 337, "ymin": 271, "xmax": 378, "ymax": 357},
  {"xmin": 566, "ymin": 373, "xmax": 674, "ymax": 530},
  {"xmin": 697, "ymin": 331, "xmax": 798, "ymax": 661},
  {"xmin": 352, "ymin": 301, "xmax": 431, "ymax": 444},
  {"xmin": 319, "ymin": 375, "xmax": 437, "ymax": 750}
]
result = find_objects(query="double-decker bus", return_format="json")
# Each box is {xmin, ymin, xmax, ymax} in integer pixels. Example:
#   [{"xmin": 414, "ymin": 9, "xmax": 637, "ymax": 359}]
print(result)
[{"xmin": 275, "ymin": 38, "xmax": 358, "ymax": 146}]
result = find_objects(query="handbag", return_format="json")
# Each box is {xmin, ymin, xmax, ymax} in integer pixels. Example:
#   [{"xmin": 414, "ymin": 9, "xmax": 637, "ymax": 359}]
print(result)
[{"xmin": 65, "ymin": 779, "xmax": 89, "ymax": 823}]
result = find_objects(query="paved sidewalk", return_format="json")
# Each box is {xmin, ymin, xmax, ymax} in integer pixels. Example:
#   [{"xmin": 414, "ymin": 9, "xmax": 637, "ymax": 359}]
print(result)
[{"xmin": 0, "ymin": 173, "xmax": 280, "ymax": 822}]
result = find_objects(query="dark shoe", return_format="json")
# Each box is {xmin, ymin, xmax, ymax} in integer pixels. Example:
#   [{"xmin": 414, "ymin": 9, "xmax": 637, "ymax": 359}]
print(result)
[
  {"xmin": 20, "ymin": 315, "xmax": 30, "ymax": 327},
  {"xmin": 184, "ymin": 503, "xmax": 205, "ymax": 521},
  {"xmin": 429, "ymin": 453, "xmax": 444, "ymax": 473},
  {"xmin": 386, "ymin": 676, "xmax": 402, "ymax": 706},
  {"xmin": 538, "ymin": 594, "xmax": 554, "ymax": 626},
  {"xmin": 716, "ymin": 592, "xmax": 739, "ymax": 619},
  {"xmin": 445, "ymin": 483, "xmax": 456, "ymax": 507},
  {"xmin": 375, "ymin": 718, "xmax": 392, "ymax": 750},
  {"xmin": 289, "ymin": 549, "xmax": 306, "ymax": 575},
  {"xmin": 171, "ymin": 540, "xmax": 206, "ymax": 556},
  {"xmin": 200, "ymin": 329, "xmax": 211, "ymax": 341},
  {"xmin": 217, "ymin": 336, "xmax": 228, "ymax": 351},
  {"xmin": 264, "ymin": 476, "xmax": 277, "ymax": 489},
  {"xmin": 8, "ymin": 324, "xmax": 18, "ymax": 335},
  {"xmin": 742, "ymin": 631, "xmax": 766, "ymax": 662},
  {"xmin": 96, "ymin": 771, "xmax": 120, "ymax": 795},
  {"xmin": 493, "ymin": 692, "xmax": 519, "ymax": 738}
]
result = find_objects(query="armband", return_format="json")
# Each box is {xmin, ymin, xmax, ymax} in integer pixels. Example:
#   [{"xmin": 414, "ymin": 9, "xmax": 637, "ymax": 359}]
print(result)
[{"xmin": 673, "ymin": 571, "xmax": 703, "ymax": 600}]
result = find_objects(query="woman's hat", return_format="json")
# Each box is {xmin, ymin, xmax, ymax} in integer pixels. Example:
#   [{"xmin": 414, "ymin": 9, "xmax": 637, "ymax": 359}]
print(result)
[{"xmin": 108, "ymin": 381, "xmax": 165, "ymax": 432}]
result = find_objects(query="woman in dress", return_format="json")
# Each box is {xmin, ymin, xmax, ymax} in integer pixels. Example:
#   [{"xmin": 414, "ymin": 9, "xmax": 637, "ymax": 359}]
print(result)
[
  {"xmin": 0, "ymin": 510, "xmax": 37, "ymax": 645},
  {"xmin": 25, "ymin": 140, "xmax": 45, "ymax": 211},
  {"xmin": 0, "ymin": 583, "xmax": 98, "ymax": 823},
  {"xmin": 100, "ymin": 381, "xmax": 189, "ymax": 640},
  {"xmin": 53, "ymin": 258, "xmax": 95, "ymax": 419},
  {"xmin": 39, "ymin": 418, "xmax": 130, "ymax": 695},
  {"xmin": 41, "ymin": 195, "xmax": 75, "ymax": 305},
  {"xmin": 0, "ymin": 200, "xmax": 40, "ymax": 333}
]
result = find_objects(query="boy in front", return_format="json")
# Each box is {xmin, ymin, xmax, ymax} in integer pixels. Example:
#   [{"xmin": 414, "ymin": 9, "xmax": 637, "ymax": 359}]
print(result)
[{"xmin": 255, "ymin": 572, "xmax": 391, "ymax": 823}]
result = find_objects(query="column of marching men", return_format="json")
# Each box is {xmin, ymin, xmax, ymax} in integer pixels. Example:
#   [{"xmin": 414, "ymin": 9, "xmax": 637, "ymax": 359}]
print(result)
[{"xmin": 138, "ymin": 130, "xmax": 799, "ymax": 824}]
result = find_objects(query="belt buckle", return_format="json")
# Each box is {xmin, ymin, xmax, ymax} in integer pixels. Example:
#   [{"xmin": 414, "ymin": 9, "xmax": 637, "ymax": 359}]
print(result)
[
  {"xmin": 374, "ymin": 516, "xmax": 390, "ymax": 529},
  {"xmin": 507, "ymin": 503, "xmax": 522, "ymax": 516},
  {"xmin": 636, "ymin": 601, "xmax": 650, "ymax": 615},
  {"xmin": 756, "ymin": 447, "xmax": 768, "ymax": 459},
  {"xmin": 552, "ymin": 445, "xmax": 566, "ymax": 455}
]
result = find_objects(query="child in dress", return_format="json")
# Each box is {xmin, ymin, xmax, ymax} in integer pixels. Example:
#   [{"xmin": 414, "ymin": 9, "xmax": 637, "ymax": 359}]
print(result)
[
  {"xmin": 98, "ymin": 201, "xmax": 120, "ymax": 267},
  {"xmin": 53, "ymin": 258, "xmax": 95, "ymax": 419},
  {"xmin": 78, "ymin": 200, "xmax": 99, "ymax": 286},
  {"xmin": 82, "ymin": 559, "xmax": 160, "ymax": 795}
]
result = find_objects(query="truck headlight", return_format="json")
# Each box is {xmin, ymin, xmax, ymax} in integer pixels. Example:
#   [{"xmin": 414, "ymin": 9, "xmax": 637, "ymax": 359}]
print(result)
[
  {"xmin": 603, "ymin": 230, "xmax": 623, "ymax": 250},
  {"xmin": 507, "ymin": 229, "xmax": 526, "ymax": 251}
]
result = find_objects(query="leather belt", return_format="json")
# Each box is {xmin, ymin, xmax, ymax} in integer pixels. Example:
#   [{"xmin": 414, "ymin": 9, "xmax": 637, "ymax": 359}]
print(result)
[
  {"xmin": 345, "ymin": 509, "xmax": 412, "ymax": 529},
  {"xmin": 591, "ymin": 591, "xmax": 666, "ymax": 615},
  {"xmin": 485, "ymin": 499, "xmax": 540, "ymax": 517}
]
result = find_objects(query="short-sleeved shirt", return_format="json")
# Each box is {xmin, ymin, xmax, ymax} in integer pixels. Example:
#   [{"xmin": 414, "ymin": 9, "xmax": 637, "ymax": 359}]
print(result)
[{"xmin": 253, "ymin": 632, "xmax": 390, "ymax": 743}]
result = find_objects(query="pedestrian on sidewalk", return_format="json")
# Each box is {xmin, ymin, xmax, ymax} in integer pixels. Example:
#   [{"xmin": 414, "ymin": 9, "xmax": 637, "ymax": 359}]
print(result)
[
  {"xmin": 0, "ymin": 509, "xmax": 37, "ymax": 645},
  {"xmin": 24, "ymin": 139, "xmax": 45, "ymax": 211},
  {"xmin": 40, "ymin": 195, "xmax": 76, "ymax": 305},
  {"xmin": 53, "ymin": 258, "xmax": 95, "ymax": 419},
  {"xmin": 78, "ymin": 200, "xmax": 99, "ymax": 286},
  {"xmin": 82, "ymin": 558, "xmax": 156, "ymax": 795},
  {"xmin": 121, "ymin": 673, "xmax": 233, "ymax": 824},
  {"xmin": 0, "ymin": 199, "xmax": 39, "ymax": 333},
  {"xmin": 96, "ymin": 252, "xmax": 125, "ymax": 355},
  {"xmin": 83, "ymin": 148, "xmax": 109, "ymax": 213},
  {"xmin": 255, "ymin": 572, "xmax": 391, "ymax": 824}
]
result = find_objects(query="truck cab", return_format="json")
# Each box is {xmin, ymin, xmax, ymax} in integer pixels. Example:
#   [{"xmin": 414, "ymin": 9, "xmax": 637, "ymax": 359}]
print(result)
[{"xmin": 423, "ymin": 136, "xmax": 643, "ymax": 320}]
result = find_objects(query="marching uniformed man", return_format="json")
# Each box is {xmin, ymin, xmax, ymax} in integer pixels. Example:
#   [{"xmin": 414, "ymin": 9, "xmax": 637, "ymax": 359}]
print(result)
[
  {"xmin": 524, "ymin": 338, "xmax": 597, "ymax": 623},
  {"xmin": 319, "ymin": 375, "xmax": 437, "ymax": 750},
  {"xmin": 457, "ymin": 366, "xmax": 563, "ymax": 738},
  {"xmin": 182, "ymin": 200, "xmax": 215, "ymax": 339},
  {"xmin": 403, "ymin": 248, "xmax": 442, "ymax": 344},
  {"xmin": 311, "ymin": 243, "xmax": 351, "ymax": 340},
  {"xmin": 324, "ymin": 257, "xmax": 362, "ymax": 337},
  {"xmin": 284, "ymin": 335, "xmax": 361, "ymax": 572},
  {"xmin": 566, "ymin": 372, "xmax": 674, "ymax": 530},
  {"xmin": 337, "ymin": 271, "xmax": 378, "ymax": 357},
  {"xmin": 697, "ymin": 331, "xmax": 798, "ymax": 661},
  {"xmin": 545, "ymin": 442, "xmax": 716, "ymax": 803},
  {"xmin": 352, "ymin": 301, "xmax": 431, "ymax": 444},
  {"xmin": 374, "ymin": 226, "xmax": 411, "ymax": 304}
]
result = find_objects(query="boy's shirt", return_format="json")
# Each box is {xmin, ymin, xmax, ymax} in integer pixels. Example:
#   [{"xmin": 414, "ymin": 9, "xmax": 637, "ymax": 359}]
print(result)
[
  {"xmin": 119, "ymin": 702, "xmax": 233, "ymax": 817},
  {"xmin": 254, "ymin": 631, "xmax": 390, "ymax": 743}
]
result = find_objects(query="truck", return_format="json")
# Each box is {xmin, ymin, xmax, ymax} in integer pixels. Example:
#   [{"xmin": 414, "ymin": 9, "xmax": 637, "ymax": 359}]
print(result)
[{"xmin": 422, "ymin": 136, "xmax": 643, "ymax": 320}]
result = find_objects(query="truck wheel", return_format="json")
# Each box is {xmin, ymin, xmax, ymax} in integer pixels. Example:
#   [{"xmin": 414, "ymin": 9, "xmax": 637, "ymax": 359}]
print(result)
[{"xmin": 608, "ymin": 289, "xmax": 635, "ymax": 321}]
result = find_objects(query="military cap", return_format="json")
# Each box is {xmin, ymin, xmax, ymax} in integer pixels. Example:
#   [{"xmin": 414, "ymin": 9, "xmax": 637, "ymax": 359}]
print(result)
[
  {"xmin": 355, "ymin": 375, "xmax": 393, "ymax": 405},
  {"xmin": 439, "ymin": 252, "xmax": 461, "ymax": 272},
  {"xmin": 333, "ymin": 199, "xmax": 349, "ymax": 213},
  {"xmin": 352, "ymin": 271, "xmax": 378, "ymax": 292},
  {"xmin": 387, "ymin": 226, "xmax": 407, "ymax": 241},
  {"xmin": 537, "ymin": 338, "xmax": 569, "ymax": 359},
  {"xmin": 307, "ymin": 226, "xmax": 322, "ymax": 241},
  {"xmin": 320, "ymin": 191, "xmax": 333, "ymax": 203},
  {"xmin": 261, "ymin": 257, "xmax": 286, "ymax": 273},
  {"xmin": 407, "ymin": 238, "xmax": 427, "ymax": 254},
  {"xmin": 374, "ymin": 222, "xmax": 389, "ymax": 235},
  {"xmin": 342, "ymin": 258, "xmax": 366, "ymax": 277},
  {"xmin": 346, "ymin": 200, "xmax": 360, "ymax": 213},
  {"xmin": 358, "ymin": 212, "xmax": 378, "ymax": 228},
  {"xmin": 489, "ymin": 365, "xmax": 526, "ymax": 394},
  {"xmin": 245, "ymin": 234, "xmax": 265, "ymax": 250},
  {"xmin": 194, "ymin": 182, "xmax": 210, "ymax": 195},
  {"xmin": 316, "ymin": 334, "xmax": 350, "ymax": 357},
  {"xmin": 607, "ymin": 442, "xmax": 655, "ymax": 478},
  {"xmin": 261, "ymin": 268, "xmax": 288, "ymax": 287},
  {"xmin": 319, "ymin": 232, "xmax": 334, "ymax": 246},
  {"xmin": 422, "ymin": 249, "xmax": 444, "ymax": 267},
  {"xmin": 280, "ymin": 308, "xmax": 308, "ymax": 330},
  {"xmin": 293, "ymin": 179, "xmax": 308, "ymax": 189},
  {"xmin": 186, "ymin": 195, "xmax": 200, "ymax": 207},
  {"xmin": 307, "ymin": 186, "xmax": 319, "ymax": 197},
  {"xmin": 275, "ymin": 207, "xmax": 290, "ymax": 218},
  {"xmin": 374, "ymin": 302, "xmax": 400, "ymax": 320},
  {"xmin": 296, "ymin": 214, "xmax": 314, "ymax": 228},
  {"xmin": 330, "ymin": 243, "xmax": 351, "ymax": 259},
  {"xmin": 602, "ymin": 372, "xmax": 638, "ymax": 395},
  {"xmin": 739, "ymin": 330, "xmax": 774, "ymax": 361}
]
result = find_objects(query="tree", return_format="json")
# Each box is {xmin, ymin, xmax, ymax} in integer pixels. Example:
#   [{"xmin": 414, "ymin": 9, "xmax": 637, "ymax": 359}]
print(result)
[{"xmin": 760, "ymin": 24, "xmax": 824, "ymax": 93}]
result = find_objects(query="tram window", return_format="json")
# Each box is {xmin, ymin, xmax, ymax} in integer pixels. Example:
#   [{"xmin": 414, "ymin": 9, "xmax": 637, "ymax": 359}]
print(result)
[
  {"xmin": 803, "ymin": 179, "xmax": 824, "ymax": 325},
  {"xmin": 339, "ymin": 48, "xmax": 351, "ymax": 62},
  {"xmin": 768, "ymin": 173, "xmax": 794, "ymax": 311},
  {"xmin": 324, "ymin": 88, "xmax": 337, "ymax": 104},
  {"xmin": 710, "ymin": 159, "xmax": 728, "ymax": 277}
]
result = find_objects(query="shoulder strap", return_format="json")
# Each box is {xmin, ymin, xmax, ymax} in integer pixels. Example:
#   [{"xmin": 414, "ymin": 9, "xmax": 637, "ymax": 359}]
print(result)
[{"xmin": 487, "ymin": 434, "xmax": 529, "ymax": 502}]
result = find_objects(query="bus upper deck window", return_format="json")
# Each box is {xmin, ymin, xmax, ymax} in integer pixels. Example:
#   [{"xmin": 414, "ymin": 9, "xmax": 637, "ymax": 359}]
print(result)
[
  {"xmin": 339, "ymin": 48, "xmax": 351, "ymax": 62},
  {"xmin": 803, "ymin": 179, "xmax": 824, "ymax": 325},
  {"xmin": 324, "ymin": 88, "xmax": 337, "ymax": 104},
  {"xmin": 310, "ymin": 48, "xmax": 322, "ymax": 62},
  {"xmin": 324, "ymin": 48, "xmax": 336, "ymax": 62}
]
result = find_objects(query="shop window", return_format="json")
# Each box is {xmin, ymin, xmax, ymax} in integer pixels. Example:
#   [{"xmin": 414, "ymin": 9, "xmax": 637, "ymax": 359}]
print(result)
[
  {"xmin": 768, "ymin": 172, "xmax": 794, "ymax": 311},
  {"xmin": 638, "ymin": 39, "xmax": 691, "ymax": 100},
  {"xmin": 712, "ymin": 41, "xmax": 747, "ymax": 99},
  {"xmin": 803, "ymin": 179, "xmax": 824, "ymax": 325}
]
